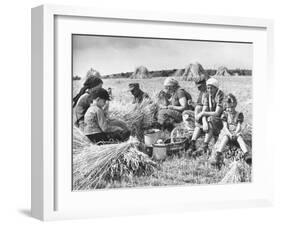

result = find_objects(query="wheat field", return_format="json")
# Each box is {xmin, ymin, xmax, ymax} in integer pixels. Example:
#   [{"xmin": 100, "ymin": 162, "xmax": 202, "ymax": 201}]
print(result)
[{"xmin": 73, "ymin": 76, "xmax": 252, "ymax": 189}]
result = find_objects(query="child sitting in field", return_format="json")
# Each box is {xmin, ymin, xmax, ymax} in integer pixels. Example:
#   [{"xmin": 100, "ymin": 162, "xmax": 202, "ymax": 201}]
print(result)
[
  {"xmin": 170, "ymin": 110, "xmax": 195, "ymax": 150},
  {"xmin": 83, "ymin": 88, "xmax": 130, "ymax": 144},
  {"xmin": 210, "ymin": 93, "xmax": 252, "ymax": 168},
  {"xmin": 172, "ymin": 110, "xmax": 195, "ymax": 139}
]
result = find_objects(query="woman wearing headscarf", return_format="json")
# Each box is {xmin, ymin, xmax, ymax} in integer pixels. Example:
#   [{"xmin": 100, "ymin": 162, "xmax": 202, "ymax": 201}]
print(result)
[
  {"xmin": 73, "ymin": 73, "xmax": 104, "ymax": 131},
  {"xmin": 189, "ymin": 78, "xmax": 224, "ymax": 157},
  {"xmin": 157, "ymin": 77, "xmax": 193, "ymax": 130}
]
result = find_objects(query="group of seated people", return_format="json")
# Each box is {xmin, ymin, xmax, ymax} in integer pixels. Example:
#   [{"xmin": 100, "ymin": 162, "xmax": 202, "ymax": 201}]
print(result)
[
  {"xmin": 154, "ymin": 76, "xmax": 251, "ymax": 167},
  {"xmin": 187, "ymin": 77, "xmax": 252, "ymax": 167},
  {"xmin": 73, "ymin": 75, "xmax": 130, "ymax": 144},
  {"xmin": 73, "ymin": 72, "xmax": 251, "ymax": 168}
]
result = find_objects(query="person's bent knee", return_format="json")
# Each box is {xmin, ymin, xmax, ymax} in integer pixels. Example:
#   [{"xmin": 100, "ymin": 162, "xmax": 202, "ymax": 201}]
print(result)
[
  {"xmin": 208, "ymin": 117, "xmax": 222, "ymax": 136},
  {"xmin": 223, "ymin": 135, "xmax": 230, "ymax": 142}
]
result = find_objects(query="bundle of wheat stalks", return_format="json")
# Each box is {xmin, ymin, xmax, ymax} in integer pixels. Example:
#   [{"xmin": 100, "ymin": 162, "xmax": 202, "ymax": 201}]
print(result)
[
  {"xmin": 220, "ymin": 160, "xmax": 251, "ymax": 184},
  {"xmin": 109, "ymin": 99, "xmax": 158, "ymax": 140},
  {"xmin": 242, "ymin": 123, "xmax": 252, "ymax": 146},
  {"xmin": 73, "ymin": 137, "xmax": 157, "ymax": 190},
  {"xmin": 73, "ymin": 126, "xmax": 92, "ymax": 154}
]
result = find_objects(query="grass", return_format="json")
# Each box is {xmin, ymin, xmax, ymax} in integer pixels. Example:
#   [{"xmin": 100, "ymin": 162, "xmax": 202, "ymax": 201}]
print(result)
[
  {"xmin": 97, "ymin": 151, "xmax": 251, "ymax": 189},
  {"xmin": 73, "ymin": 76, "xmax": 252, "ymax": 190}
]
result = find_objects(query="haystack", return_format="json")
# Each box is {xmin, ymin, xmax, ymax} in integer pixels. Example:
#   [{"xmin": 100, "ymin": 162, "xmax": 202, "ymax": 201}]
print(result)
[
  {"xmin": 181, "ymin": 62, "xmax": 208, "ymax": 81},
  {"xmin": 74, "ymin": 68, "xmax": 102, "ymax": 96},
  {"xmin": 130, "ymin": 66, "xmax": 150, "ymax": 79},
  {"xmin": 86, "ymin": 68, "xmax": 101, "ymax": 78},
  {"xmin": 173, "ymin": 68, "xmax": 184, "ymax": 77},
  {"xmin": 220, "ymin": 160, "xmax": 251, "ymax": 184},
  {"xmin": 215, "ymin": 66, "xmax": 232, "ymax": 76}
]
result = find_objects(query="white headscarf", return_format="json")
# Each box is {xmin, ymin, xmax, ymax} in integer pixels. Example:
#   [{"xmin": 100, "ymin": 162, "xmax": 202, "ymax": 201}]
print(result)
[
  {"xmin": 206, "ymin": 78, "xmax": 219, "ymax": 88},
  {"xmin": 163, "ymin": 77, "xmax": 179, "ymax": 87}
]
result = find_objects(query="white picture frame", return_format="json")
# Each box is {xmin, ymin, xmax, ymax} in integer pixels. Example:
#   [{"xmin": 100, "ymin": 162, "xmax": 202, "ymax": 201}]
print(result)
[{"xmin": 31, "ymin": 4, "xmax": 274, "ymax": 221}]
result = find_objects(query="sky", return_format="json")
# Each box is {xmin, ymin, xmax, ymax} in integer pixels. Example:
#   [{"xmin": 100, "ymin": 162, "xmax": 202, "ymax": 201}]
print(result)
[{"xmin": 72, "ymin": 35, "xmax": 253, "ymax": 77}]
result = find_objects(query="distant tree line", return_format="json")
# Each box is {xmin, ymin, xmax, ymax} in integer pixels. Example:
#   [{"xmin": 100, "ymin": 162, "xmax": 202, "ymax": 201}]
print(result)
[
  {"xmin": 73, "ymin": 75, "xmax": 81, "ymax": 80},
  {"xmin": 205, "ymin": 69, "xmax": 252, "ymax": 76},
  {"xmin": 229, "ymin": 69, "xmax": 252, "ymax": 76}
]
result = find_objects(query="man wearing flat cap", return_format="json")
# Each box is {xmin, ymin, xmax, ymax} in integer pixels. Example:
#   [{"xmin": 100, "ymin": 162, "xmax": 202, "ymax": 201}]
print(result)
[{"xmin": 128, "ymin": 83, "xmax": 150, "ymax": 105}]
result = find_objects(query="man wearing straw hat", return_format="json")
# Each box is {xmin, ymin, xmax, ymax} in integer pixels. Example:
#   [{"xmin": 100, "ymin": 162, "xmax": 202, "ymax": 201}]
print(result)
[
  {"xmin": 189, "ymin": 77, "xmax": 224, "ymax": 157},
  {"xmin": 128, "ymin": 83, "xmax": 150, "ymax": 105}
]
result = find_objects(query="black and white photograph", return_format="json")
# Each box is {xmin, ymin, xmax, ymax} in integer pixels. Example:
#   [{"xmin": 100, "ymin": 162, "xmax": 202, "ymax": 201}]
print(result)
[{"xmin": 72, "ymin": 35, "xmax": 253, "ymax": 191}]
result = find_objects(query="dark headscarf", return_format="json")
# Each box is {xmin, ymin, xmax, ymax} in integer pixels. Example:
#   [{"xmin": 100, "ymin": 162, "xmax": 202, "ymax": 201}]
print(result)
[{"xmin": 73, "ymin": 76, "xmax": 103, "ymax": 108}]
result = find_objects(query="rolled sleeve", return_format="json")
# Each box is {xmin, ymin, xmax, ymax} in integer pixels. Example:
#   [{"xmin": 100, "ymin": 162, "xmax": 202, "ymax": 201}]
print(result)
[{"xmin": 215, "ymin": 90, "xmax": 224, "ymax": 108}]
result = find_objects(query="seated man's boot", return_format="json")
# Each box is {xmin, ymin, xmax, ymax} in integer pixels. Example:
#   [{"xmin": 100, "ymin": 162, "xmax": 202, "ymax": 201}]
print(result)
[
  {"xmin": 188, "ymin": 140, "xmax": 196, "ymax": 157},
  {"xmin": 243, "ymin": 151, "xmax": 252, "ymax": 166},
  {"xmin": 192, "ymin": 142, "xmax": 208, "ymax": 158}
]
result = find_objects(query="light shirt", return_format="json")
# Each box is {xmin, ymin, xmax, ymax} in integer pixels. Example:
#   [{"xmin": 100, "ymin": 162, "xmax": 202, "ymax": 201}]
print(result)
[{"xmin": 84, "ymin": 103, "xmax": 108, "ymax": 135}]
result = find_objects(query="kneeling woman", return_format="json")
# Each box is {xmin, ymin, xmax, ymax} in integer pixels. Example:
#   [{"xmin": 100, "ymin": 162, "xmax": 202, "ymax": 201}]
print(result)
[
  {"xmin": 83, "ymin": 88, "xmax": 130, "ymax": 144},
  {"xmin": 157, "ymin": 77, "xmax": 193, "ymax": 130},
  {"xmin": 73, "ymin": 74, "xmax": 104, "ymax": 131}
]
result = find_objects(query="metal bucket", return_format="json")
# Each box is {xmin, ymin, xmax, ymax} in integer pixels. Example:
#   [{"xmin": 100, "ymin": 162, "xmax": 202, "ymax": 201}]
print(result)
[
  {"xmin": 152, "ymin": 144, "xmax": 169, "ymax": 160},
  {"xmin": 144, "ymin": 129, "xmax": 161, "ymax": 146}
]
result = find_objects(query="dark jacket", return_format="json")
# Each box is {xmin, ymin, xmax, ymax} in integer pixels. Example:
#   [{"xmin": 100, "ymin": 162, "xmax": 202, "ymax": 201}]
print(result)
[
  {"xmin": 74, "ymin": 92, "xmax": 93, "ymax": 128},
  {"xmin": 132, "ymin": 90, "xmax": 150, "ymax": 104}
]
